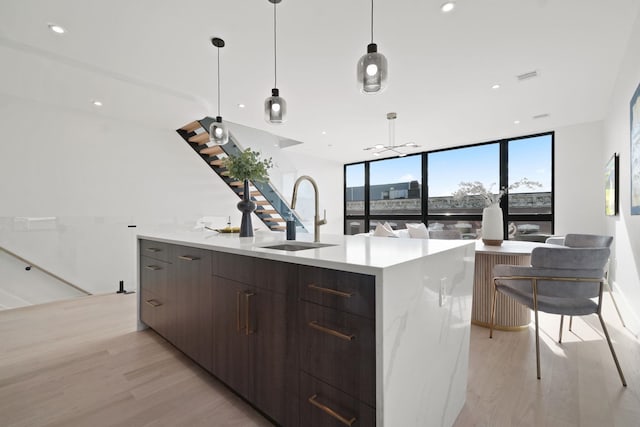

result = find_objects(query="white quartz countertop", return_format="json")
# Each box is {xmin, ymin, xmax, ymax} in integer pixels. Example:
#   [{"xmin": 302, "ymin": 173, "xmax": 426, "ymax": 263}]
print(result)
[{"xmin": 137, "ymin": 228, "xmax": 474, "ymax": 275}]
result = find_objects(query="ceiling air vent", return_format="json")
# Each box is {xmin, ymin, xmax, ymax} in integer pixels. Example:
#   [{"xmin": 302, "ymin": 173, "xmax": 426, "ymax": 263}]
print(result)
[
  {"xmin": 516, "ymin": 70, "xmax": 538, "ymax": 81},
  {"xmin": 533, "ymin": 113, "xmax": 549, "ymax": 119}
]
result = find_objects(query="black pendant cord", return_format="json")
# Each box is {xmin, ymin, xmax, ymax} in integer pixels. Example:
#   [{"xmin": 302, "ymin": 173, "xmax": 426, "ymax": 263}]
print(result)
[
  {"xmin": 370, "ymin": 0, "xmax": 374, "ymax": 43},
  {"xmin": 273, "ymin": 1, "xmax": 277, "ymax": 89},
  {"xmin": 217, "ymin": 47, "xmax": 221, "ymax": 116}
]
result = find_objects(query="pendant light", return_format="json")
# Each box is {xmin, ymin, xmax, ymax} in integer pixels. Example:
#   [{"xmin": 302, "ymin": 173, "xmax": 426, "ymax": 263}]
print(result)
[
  {"xmin": 265, "ymin": 0, "xmax": 287, "ymax": 124},
  {"xmin": 357, "ymin": 0, "xmax": 388, "ymax": 94},
  {"xmin": 363, "ymin": 113, "xmax": 419, "ymax": 156},
  {"xmin": 208, "ymin": 37, "xmax": 229, "ymax": 146}
]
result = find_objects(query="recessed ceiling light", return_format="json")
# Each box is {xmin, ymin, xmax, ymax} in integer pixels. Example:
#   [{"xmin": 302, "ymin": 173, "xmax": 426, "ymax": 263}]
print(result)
[
  {"xmin": 533, "ymin": 113, "xmax": 550, "ymax": 119},
  {"xmin": 514, "ymin": 120, "xmax": 520, "ymax": 124},
  {"xmin": 321, "ymin": 131, "xmax": 327, "ymax": 135},
  {"xmin": 406, "ymin": 142, "xmax": 418, "ymax": 147},
  {"xmin": 92, "ymin": 100, "xmax": 103, "ymax": 107},
  {"xmin": 491, "ymin": 84, "xmax": 501, "ymax": 90},
  {"xmin": 374, "ymin": 144, "xmax": 385, "ymax": 149},
  {"xmin": 237, "ymin": 103, "xmax": 245, "ymax": 108},
  {"xmin": 441, "ymin": 2, "xmax": 455, "ymax": 13},
  {"xmin": 373, "ymin": 152, "xmax": 380, "ymax": 156},
  {"xmin": 48, "ymin": 24, "xmax": 66, "ymax": 34}
]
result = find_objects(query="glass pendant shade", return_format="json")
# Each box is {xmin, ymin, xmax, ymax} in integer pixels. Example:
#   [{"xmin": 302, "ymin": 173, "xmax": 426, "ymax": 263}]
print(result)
[
  {"xmin": 265, "ymin": 88, "xmax": 287, "ymax": 124},
  {"xmin": 208, "ymin": 116, "xmax": 229, "ymax": 146},
  {"xmin": 357, "ymin": 43, "xmax": 387, "ymax": 93}
]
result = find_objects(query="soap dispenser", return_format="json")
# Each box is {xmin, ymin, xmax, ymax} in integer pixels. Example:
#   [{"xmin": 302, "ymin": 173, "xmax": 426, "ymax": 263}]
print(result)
[{"xmin": 286, "ymin": 214, "xmax": 296, "ymax": 240}]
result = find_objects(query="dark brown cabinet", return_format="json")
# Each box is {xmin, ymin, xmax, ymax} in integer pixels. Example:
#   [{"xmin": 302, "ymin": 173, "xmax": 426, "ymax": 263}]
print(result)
[
  {"xmin": 172, "ymin": 245, "xmax": 213, "ymax": 372},
  {"xmin": 211, "ymin": 252, "xmax": 298, "ymax": 426},
  {"xmin": 139, "ymin": 255, "xmax": 173, "ymax": 339},
  {"xmin": 211, "ymin": 276, "xmax": 251, "ymax": 398},
  {"xmin": 139, "ymin": 241, "xmax": 213, "ymax": 371},
  {"xmin": 298, "ymin": 265, "xmax": 376, "ymax": 426},
  {"xmin": 139, "ymin": 239, "xmax": 375, "ymax": 427},
  {"xmin": 299, "ymin": 371, "xmax": 376, "ymax": 427}
]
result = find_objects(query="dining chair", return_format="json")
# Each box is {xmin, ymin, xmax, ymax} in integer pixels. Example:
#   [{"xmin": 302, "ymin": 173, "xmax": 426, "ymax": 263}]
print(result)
[
  {"xmin": 545, "ymin": 234, "xmax": 625, "ymax": 328},
  {"xmin": 490, "ymin": 246, "xmax": 626, "ymax": 386}
]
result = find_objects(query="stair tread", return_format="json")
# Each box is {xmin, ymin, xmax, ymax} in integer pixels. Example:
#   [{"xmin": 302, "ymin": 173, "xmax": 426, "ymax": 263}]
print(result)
[
  {"xmin": 264, "ymin": 218, "xmax": 285, "ymax": 222},
  {"xmin": 181, "ymin": 121, "xmax": 201, "ymax": 132},
  {"xmin": 254, "ymin": 200, "xmax": 271, "ymax": 206},
  {"xmin": 256, "ymin": 209, "xmax": 278, "ymax": 214},
  {"xmin": 188, "ymin": 132, "xmax": 210, "ymax": 144},
  {"xmin": 210, "ymin": 159, "xmax": 225, "ymax": 166},
  {"xmin": 270, "ymin": 226, "xmax": 286, "ymax": 231},
  {"xmin": 238, "ymin": 191, "xmax": 261, "ymax": 196},
  {"xmin": 200, "ymin": 146, "xmax": 223, "ymax": 156}
]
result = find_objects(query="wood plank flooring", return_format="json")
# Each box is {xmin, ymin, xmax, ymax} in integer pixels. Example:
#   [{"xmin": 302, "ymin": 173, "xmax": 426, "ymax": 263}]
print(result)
[
  {"xmin": 1, "ymin": 293, "xmax": 639, "ymax": 426},
  {"xmin": 0, "ymin": 294, "xmax": 271, "ymax": 427}
]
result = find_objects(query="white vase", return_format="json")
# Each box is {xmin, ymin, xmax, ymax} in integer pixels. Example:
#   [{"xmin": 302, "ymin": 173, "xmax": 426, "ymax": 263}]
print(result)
[{"xmin": 482, "ymin": 204, "xmax": 503, "ymax": 245}]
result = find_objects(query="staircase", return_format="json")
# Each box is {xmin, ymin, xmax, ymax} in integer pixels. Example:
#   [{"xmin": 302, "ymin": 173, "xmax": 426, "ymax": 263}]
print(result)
[{"xmin": 176, "ymin": 117, "xmax": 307, "ymax": 232}]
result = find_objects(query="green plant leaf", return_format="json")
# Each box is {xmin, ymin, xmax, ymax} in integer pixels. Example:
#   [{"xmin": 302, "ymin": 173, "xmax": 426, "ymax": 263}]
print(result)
[{"xmin": 222, "ymin": 148, "xmax": 273, "ymax": 182}]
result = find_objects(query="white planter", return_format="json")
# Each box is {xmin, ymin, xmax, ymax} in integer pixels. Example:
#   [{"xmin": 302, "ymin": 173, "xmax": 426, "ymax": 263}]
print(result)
[{"xmin": 482, "ymin": 204, "xmax": 503, "ymax": 245}]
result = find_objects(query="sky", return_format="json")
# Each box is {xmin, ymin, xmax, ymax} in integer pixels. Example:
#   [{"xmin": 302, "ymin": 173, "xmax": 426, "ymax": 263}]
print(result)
[{"xmin": 346, "ymin": 134, "xmax": 552, "ymax": 196}]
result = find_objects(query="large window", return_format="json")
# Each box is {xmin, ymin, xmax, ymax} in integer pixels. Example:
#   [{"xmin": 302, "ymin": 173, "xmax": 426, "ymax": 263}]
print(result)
[
  {"xmin": 344, "ymin": 132, "xmax": 554, "ymax": 240},
  {"xmin": 369, "ymin": 155, "xmax": 422, "ymax": 216},
  {"xmin": 428, "ymin": 143, "xmax": 499, "ymax": 216}
]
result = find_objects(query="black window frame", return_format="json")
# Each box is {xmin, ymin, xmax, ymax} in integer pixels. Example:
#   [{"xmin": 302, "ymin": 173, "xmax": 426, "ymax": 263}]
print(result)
[{"xmin": 344, "ymin": 131, "xmax": 555, "ymax": 237}]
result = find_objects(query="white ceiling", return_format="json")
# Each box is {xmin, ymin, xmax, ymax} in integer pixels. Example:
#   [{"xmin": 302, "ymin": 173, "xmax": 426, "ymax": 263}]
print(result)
[{"xmin": 1, "ymin": 0, "xmax": 639, "ymax": 163}]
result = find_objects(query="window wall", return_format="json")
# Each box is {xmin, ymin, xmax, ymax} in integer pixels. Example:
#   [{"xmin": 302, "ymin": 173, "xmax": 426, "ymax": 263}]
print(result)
[{"xmin": 344, "ymin": 132, "xmax": 554, "ymax": 241}]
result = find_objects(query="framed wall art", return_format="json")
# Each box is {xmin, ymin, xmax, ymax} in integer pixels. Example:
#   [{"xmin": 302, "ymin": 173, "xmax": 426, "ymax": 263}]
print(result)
[{"xmin": 605, "ymin": 153, "xmax": 619, "ymax": 216}]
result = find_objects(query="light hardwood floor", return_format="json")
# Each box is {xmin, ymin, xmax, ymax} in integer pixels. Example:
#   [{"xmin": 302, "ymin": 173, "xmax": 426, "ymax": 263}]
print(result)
[{"xmin": 1, "ymin": 293, "xmax": 639, "ymax": 426}]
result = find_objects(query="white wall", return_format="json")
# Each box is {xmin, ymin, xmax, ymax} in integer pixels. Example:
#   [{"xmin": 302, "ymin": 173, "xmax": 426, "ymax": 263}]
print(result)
[
  {"xmin": 602, "ymin": 10, "xmax": 640, "ymax": 334},
  {"xmin": 553, "ymin": 120, "xmax": 606, "ymax": 235},
  {"xmin": 0, "ymin": 94, "xmax": 342, "ymax": 296}
]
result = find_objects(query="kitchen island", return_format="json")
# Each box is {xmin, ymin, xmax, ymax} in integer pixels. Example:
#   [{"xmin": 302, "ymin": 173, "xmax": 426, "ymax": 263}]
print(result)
[{"xmin": 137, "ymin": 229, "xmax": 475, "ymax": 427}]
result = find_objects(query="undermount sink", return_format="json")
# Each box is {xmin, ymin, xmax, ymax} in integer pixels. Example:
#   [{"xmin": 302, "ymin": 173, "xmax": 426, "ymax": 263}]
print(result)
[{"xmin": 259, "ymin": 242, "xmax": 337, "ymax": 251}]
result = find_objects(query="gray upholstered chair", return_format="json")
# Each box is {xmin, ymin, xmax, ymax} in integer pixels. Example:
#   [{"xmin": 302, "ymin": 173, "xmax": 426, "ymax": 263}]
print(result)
[
  {"xmin": 490, "ymin": 246, "xmax": 626, "ymax": 386},
  {"xmin": 545, "ymin": 233, "xmax": 624, "ymax": 328}
]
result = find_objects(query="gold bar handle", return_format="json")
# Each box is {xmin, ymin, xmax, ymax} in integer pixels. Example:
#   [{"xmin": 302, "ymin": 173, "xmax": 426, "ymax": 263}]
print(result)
[
  {"xmin": 145, "ymin": 299, "xmax": 162, "ymax": 307},
  {"xmin": 308, "ymin": 321, "xmax": 355, "ymax": 341},
  {"xmin": 145, "ymin": 247, "xmax": 161, "ymax": 253},
  {"xmin": 178, "ymin": 255, "xmax": 200, "ymax": 261},
  {"xmin": 236, "ymin": 291, "xmax": 242, "ymax": 333},
  {"xmin": 144, "ymin": 265, "xmax": 162, "ymax": 271},
  {"xmin": 245, "ymin": 292, "xmax": 255, "ymax": 335},
  {"xmin": 308, "ymin": 284, "xmax": 353, "ymax": 298},
  {"xmin": 308, "ymin": 394, "xmax": 356, "ymax": 426}
]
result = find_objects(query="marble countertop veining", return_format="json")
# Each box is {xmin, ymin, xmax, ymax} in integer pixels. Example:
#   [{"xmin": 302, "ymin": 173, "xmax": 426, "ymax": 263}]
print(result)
[{"xmin": 137, "ymin": 227, "xmax": 474, "ymax": 275}]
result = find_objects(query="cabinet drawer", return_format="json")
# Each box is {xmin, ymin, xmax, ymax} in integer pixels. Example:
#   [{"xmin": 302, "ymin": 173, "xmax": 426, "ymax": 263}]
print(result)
[
  {"xmin": 140, "ymin": 239, "xmax": 172, "ymax": 262},
  {"xmin": 299, "ymin": 266, "xmax": 375, "ymax": 319},
  {"xmin": 299, "ymin": 301, "xmax": 375, "ymax": 407},
  {"xmin": 253, "ymin": 257, "xmax": 297, "ymax": 294},
  {"xmin": 140, "ymin": 288, "xmax": 170, "ymax": 337},
  {"xmin": 140, "ymin": 256, "xmax": 170, "ymax": 297},
  {"xmin": 173, "ymin": 245, "xmax": 212, "ymax": 269},
  {"xmin": 212, "ymin": 251, "xmax": 255, "ymax": 284},
  {"xmin": 300, "ymin": 371, "xmax": 375, "ymax": 427}
]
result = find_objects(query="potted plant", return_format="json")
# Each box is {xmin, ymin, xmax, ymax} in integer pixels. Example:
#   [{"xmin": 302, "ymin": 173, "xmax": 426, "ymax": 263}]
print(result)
[{"xmin": 222, "ymin": 148, "xmax": 273, "ymax": 237}]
